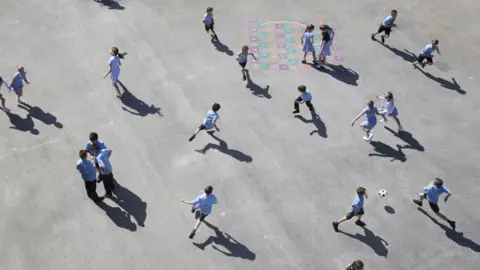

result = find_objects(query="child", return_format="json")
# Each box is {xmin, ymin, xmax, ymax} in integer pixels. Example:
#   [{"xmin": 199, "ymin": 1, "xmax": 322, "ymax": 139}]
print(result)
[
  {"xmin": 413, "ymin": 178, "xmax": 455, "ymax": 230},
  {"xmin": 371, "ymin": 10, "xmax": 398, "ymax": 44},
  {"xmin": 189, "ymin": 103, "xmax": 221, "ymax": 141},
  {"xmin": 292, "ymin": 85, "xmax": 314, "ymax": 113},
  {"xmin": 332, "ymin": 187, "xmax": 368, "ymax": 232},
  {"xmin": 103, "ymin": 47, "xmax": 127, "ymax": 98},
  {"xmin": 9, "ymin": 65, "xmax": 30, "ymax": 104},
  {"xmin": 181, "ymin": 185, "xmax": 218, "ymax": 239},
  {"xmin": 76, "ymin": 150, "xmax": 104, "ymax": 203},
  {"xmin": 301, "ymin": 24, "xmax": 317, "ymax": 64},
  {"xmin": 85, "ymin": 132, "xmax": 107, "ymax": 156},
  {"xmin": 413, "ymin": 40, "xmax": 441, "ymax": 69},
  {"xmin": 316, "ymin": 30, "xmax": 332, "ymax": 69},
  {"xmin": 351, "ymin": 100, "xmax": 381, "ymax": 142},
  {"xmin": 236, "ymin": 45, "xmax": 257, "ymax": 81},
  {"xmin": 203, "ymin": 7, "xmax": 218, "ymax": 40},
  {"xmin": 376, "ymin": 92, "xmax": 403, "ymax": 131},
  {"xmin": 346, "ymin": 260, "xmax": 364, "ymax": 270},
  {"xmin": 0, "ymin": 76, "xmax": 10, "ymax": 112},
  {"xmin": 91, "ymin": 144, "xmax": 115, "ymax": 197},
  {"xmin": 319, "ymin": 24, "xmax": 335, "ymax": 43}
]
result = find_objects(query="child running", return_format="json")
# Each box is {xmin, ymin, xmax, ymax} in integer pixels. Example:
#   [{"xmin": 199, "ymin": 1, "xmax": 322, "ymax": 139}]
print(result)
[
  {"xmin": 0, "ymin": 76, "xmax": 10, "ymax": 112},
  {"xmin": 377, "ymin": 91, "xmax": 403, "ymax": 131},
  {"xmin": 203, "ymin": 7, "xmax": 218, "ymax": 41},
  {"xmin": 292, "ymin": 85, "xmax": 314, "ymax": 113},
  {"xmin": 371, "ymin": 10, "xmax": 398, "ymax": 44},
  {"xmin": 413, "ymin": 40, "xmax": 441, "ymax": 69},
  {"xmin": 103, "ymin": 47, "xmax": 127, "ymax": 98},
  {"xmin": 413, "ymin": 177, "xmax": 455, "ymax": 230},
  {"xmin": 189, "ymin": 103, "xmax": 221, "ymax": 142},
  {"xmin": 236, "ymin": 45, "xmax": 257, "ymax": 81},
  {"xmin": 351, "ymin": 100, "xmax": 381, "ymax": 142},
  {"xmin": 9, "ymin": 65, "xmax": 30, "ymax": 104},
  {"xmin": 316, "ymin": 30, "xmax": 332, "ymax": 69},
  {"xmin": 301, "ymin": 24, "xmax": 317, "ymax": 64},
  {"xmin": 332, "ymin": 187, "xmax": 368, "ymax": 232},
  {"xmin": 181, "ymin": 185, "xmax": 218, "ymax": 239}
]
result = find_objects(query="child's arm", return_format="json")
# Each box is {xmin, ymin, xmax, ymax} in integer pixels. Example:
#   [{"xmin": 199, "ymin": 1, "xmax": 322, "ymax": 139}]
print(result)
[
  {"xmin": 444, "ymin": 192, "xmax": 451, "ymax": 202},
  {"xmin": 103, "ymin": 64, "xmax": 112, "ymax": 79},
  {"xmin": 180, "ymin": 199, "xmax": 194, "ymax": 205},
  {"xmin": 250, "ymin": 53, "xmax": 257, "ymax": 60},
  {"xmin": 213, "ymin": 120, "xmax": 220, "ymax": 131},
  {"xmin": 351, "ymin": 111, "xmax": 363, "ymax": 126},
  {"xmin": 376, "ymin": 95, "xmax": 385, "ymax": 100},
  {"xmin": 436, "ymin": 48, "xmax": 441, "ymax": 55},
  {"xmin": 23, "ymin": 74, "xmax": 30, "ymax": 84},
  {"xmin": 301, "ymin": 33, "xmax": 305, "ymax": 44}
]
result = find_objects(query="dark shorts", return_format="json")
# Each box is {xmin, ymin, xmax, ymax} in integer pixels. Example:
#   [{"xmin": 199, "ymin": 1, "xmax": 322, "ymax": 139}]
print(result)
[
  {"xmin": 239, "ymin": 62, "xmax": 247, "ymax": 69},
  {"xmin": 205, "ymin": 24, "xmax": 214, "ymax": 32},
  {"xmin": 417, "ymin": 54, "xmax": 433, "ymax": 64},
  {"xmin": 199, "ymin": 212, "xmax": 208, "ymax": 221},
  {"xmin": 377, "ymin": 25, "xmax": 391, "ymax": 36},
  {"xmin": 423, "ymin": 194, "xmax": 440, "ymax": 213},
  {"xmin": 198, "ymin": 124, "xmax": 207, "ymax": 130},
  {"xmin": 346, "ymin": 208, "xmax": 365, "ymax": 219}
]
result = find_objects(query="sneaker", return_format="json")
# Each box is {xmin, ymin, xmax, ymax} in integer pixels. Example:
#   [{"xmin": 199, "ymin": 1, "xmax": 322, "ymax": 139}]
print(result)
[
  {"xmin": 243, "ymin": 75, "xmax": 247, "ymax": 81},
  {"xmin": 301, "ymin": 60, "xmax": 307, "ymax": 64},
  {"xmin": 363, "ymin": 133, "xmax": 374, "ymax": 142},
  {"xmin": 214, "ymin": 35, "xmax": 219, "ymax": 41},
  {"xmin": 332, "ymin": 221, "xmax": 339, "ymax": 232},
  {"xmin": 381, "ymin": 35, "xmax": 385, "ymax": 44},
  {"xmin": 1, "ymin": 107, "xmax": 10, "ymax": 112},
  {"xmin": 189, "ymin": 230, "xmax": 196, "ymax": 239},
  {"xmin": 413, "ymin": 63, "xmax": 417, "ymax": 69},
  {"xmin": 448, "ymin": 220, "xmax": 456, "ymax": 230},
  {"xmin": 371, "ymin": 33, "xmax": 375, "ymax": 40},
  {"xmin": 115, "ymin": 93, "xmax": 123, "ymax": 98},
  {"xmin": 413, "ymin": 199, "xmax": 423, "ymax": 207},
  {"xmin": 188, "ymin": 134, "xmax": 196, "ymax": 142},
  {"xmin": 380, "ymin": 118, "xmax": 388, "ymax": 123},
  {"xmin": 398, "ymin": 126, "xmax": 404, "ymax": 132},
  {"xmin": 94, "ymin": 196, "xmax": 105, "ymax": 203},
  {"xmin": 292, "ymin": 109, "xmax": 300, "ymax": 114},
  {"xmin": 355, "ymin": 220, "xmax": 366, "ymax": 227},
  {"xmin": 313, "ymin": 60, "xmax": 318, "ymax": 64}
]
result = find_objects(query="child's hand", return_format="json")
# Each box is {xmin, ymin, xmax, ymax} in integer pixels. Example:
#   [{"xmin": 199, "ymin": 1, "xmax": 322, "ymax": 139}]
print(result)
[{"xmin": 351, "ymin": 121, "xmax": 355, "ymax": 127}]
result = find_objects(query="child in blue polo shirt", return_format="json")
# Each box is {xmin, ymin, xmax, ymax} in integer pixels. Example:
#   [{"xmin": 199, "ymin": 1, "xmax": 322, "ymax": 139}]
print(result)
[
  {"xmin": 181, "ymin": 185, "xmax": 218, "ymax": 239},
  {"xmin": 292, "ymin": 85, "xmax": 314, "ymax": 113},
  {"xmin": 203, "ymin": 7, "xmax": 218, "ymax": 41},
  {"xmin": 333, "ymin": 187, "xmax": 368, "ymax": 232},
  {"xmin": 236, "ymin": 45, "xmax": 257, "ymax": 81},
  {"xmin": 76, "ymin": 150, "xmax": 104, "ymax": 202},
  {"xmin": 189, "ymin": 103, "xmax": 221, "ymax": 142},
  {"xmin": 351, "ymin": 100, "xmax": 381, "ymax": 142},
  {"xmin": 413, "ymin": 178, "xmax": 455, "ymax": 230},
  {"xmin": 413, "ymin": 40, "xmax": 441, "ymax": 69},
  {"xmin": 371, "ymin": 10, "xmax": 398, "ymax": 44}
]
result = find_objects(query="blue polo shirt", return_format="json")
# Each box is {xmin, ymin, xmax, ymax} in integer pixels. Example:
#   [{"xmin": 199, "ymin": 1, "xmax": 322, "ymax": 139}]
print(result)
[
  {"xmin": 300, "ymin": 90, "xmax": 312, "ymax": 102},
  {"xmin": 350, "ymin": 195, "xmax": 365, "ymax": 212},
  {"xmin": 202, "ymin": 110, "xmax": 219, "ymax": 129},
  {"xmin": 420, "ymin": 44, "xmax": 439, "ymax": 57},
  {"xmin": 203, "ymin": 13, "xmax": 214, "ymax": 25},
  {"xmin": 85, "ymin": 140, "xmax": 106, "ymax": 156},
  {"xmin": 424, "ymin": 185, "xmax": 450, "ymax": 204},
  {"xmin": 383, "ymin": 15, "xmax": 396, "ymax": 26},
  {"xmin": 193, "ymin": 193, "xmax": 217, "ymax": 215},
  {"xmin": 76, "ymin": 159, "xmax": 97, "ymax": 181},
  {"xmin": 96, "ymin": 149, "xmax": 113, "ymax": 175}
]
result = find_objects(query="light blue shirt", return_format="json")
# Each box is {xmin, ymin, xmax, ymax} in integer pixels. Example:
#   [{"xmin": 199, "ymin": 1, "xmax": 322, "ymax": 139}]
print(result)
[
  {"xmin": 85, "ymin": 140, "xmax": 106, "ymax": 156},
  {"xmin": 363, "ymin": 106, "xmax": 378, "ymax": 122},
  {"xmin": 303, "ymin": 32, "xmax": 314, "ymax": 45},
  {"xmin": 420, "ymin": 44, "xmax": 438, "ymax": 57},
  {"xmin": 203, "ymin": 13, "xmax": 214, "ymax": 25},
  {"xmin": 350, "ymin": 195, "xmax": 365, "ymax": 212},
  {"xmin": 383, "ymin": 15, "xmax": 395, "ymax": 26},
  {"xmin": 237, "ymin": 52, "xmax": 253, "ymax": 63},
  {"xmin": 11, "ymin": 72, "xmax": 24, "ymax": 89},
  {"xmin": 193, "ymin": 193, "xmax": 217, "ymax": 215},
  {"xmin": 76, "ymin": 159, "xmax": 97, "ymax": 181},
  {"xmin": 96, "ymin": 148, "xmax": 113, "ymax": 175},
  {"xmin": 424, "ymin": 185, "xmax": 450, "ymax": 204},
  {"xmin": 108, "ymin": 56, "xmax": 121, "ymax": 73},
  {"xmin": 300, "ymin": 90, "xmax": 312, "ymax": 102},
  {"xmin": 202, "ymin": 110, "xmax": 219, "ymax": 129}
]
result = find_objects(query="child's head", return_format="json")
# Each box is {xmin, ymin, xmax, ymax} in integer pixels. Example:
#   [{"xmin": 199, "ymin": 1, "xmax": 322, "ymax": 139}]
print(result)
[
  {"xmin": 356, "ymin": 187, "xmax": 367, "ymax": 196},
  {"xmin": 205, "ymin": 185, "xmax": 213, "ymax": 195},
  {"xmin": 212, "ymin": 103, "xmax": 221, "ymax": 112},
  {"xmin": 110, "ymin": 47, "xmax": 126, "ymax": 59},
  {"xmin": 89, "ymin": 132, "xmax": 99, "ymax": 143},
  {"xmin": 91, "ymin": 143, "xmax": 100, "ymax": 155},
  {"xmin": 385, "ymin": 91, "xmax": 393, "ymax": 100},
  {"xmin": 391, "ymin": 9, "xmax": 398, "ymax": 17},
  {"xmin": 306, "ymin": 24, "xmax": 314, "ymax": 31},
  {"xmin": 242, "ymin": 45, "xmax": 249, "ymax": 53},
  {"xmin": 297, "ymin": 85, "xmax": 307, "ymax": 92},
  {"xmin": 432, "ymin": 39, "xmax": 439, "ymax": 46},
  {"xmin": 366, "ymin": 100, "xmax": 374, "ymax": 108},
  {"xmin": 18, "ymin": 65, "xmax": 25, "ymax": 73},
  {"xmin": 319, "ymin": 24, "xmax": 329, "ymax": 31},
  {"xmin": 347, "ymin": 260, "xmax": 364, "ymax": 270},
  {"xmin": 433, "ymin": 177, "xmax": 443, "ymax": 187},
  {"xmin": 79, "ymin": 149, "xmax": 88, "ymax": 160},
  {"xmin": 206, "ymin": 7, "xmax": 213, "ymax": 13}
]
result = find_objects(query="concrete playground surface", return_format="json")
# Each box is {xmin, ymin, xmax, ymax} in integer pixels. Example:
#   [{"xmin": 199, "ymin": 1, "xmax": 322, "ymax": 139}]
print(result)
[{"xmin": 0, "ymin": 0, "xmax": 479, "ymax": 269}]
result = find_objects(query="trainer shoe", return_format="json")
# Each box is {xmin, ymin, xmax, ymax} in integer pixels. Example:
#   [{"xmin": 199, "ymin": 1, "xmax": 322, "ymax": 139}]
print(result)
[
  {"xmin": 381, "ymin": 35, "xmax": 385, "ymax": 44},
  {"xmin": 332, "ymin": 221, "xmax": 339, "ymax": 232},
  {"xmin": 1, "ymin": 107, "xmax": 10, "ymax": 112},
  {"xmin": 380, "ymin": 118, "xmax": 388, "ymax": 123},
  {"xmin": 413, "ymin": 199, "xmax": 423, "ymax": 207},
  {"xmin": 355, "ymin": 220, "xmax": 366, "ymax": 227},
  {"xmin": 243, "ymin": 75, "xmax": 247, "ymax": 81},
  {"xmin": 301, "ymin": 60, "xmax": 307, "ymax": 64},
  {"xmin": 189, "ymin": 230, "xmax": 196, "ymax": 239},
  {"xmin": 448, "ymin": 220, "xmax": 456, "ymax": 230},
  {"xmin": 188, "ymin": 134, "xmax": 196, "ymax": 142},
  {"xmin": 371, "ymin": 33, "xmax": 375, "ymax": 41},
  {"xmin": 398, "ymin": 126, "xmax": 404, "ymax": 132},
  {"xmin": 292, "ymin": 109, "xmax": 300, "ymax": 114}
]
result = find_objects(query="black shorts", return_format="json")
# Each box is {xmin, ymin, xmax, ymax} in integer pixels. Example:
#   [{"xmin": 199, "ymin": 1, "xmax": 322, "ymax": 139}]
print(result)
[
  {"xmin": 198, "ymin": 124, "xmax": 207, "ymax": 130},
  {"xmin": 205, "ymin": 24, "xmax": 214, "ymax": 32},
  {"xmin": 346, "ymin": 208, "xmax": 365, "ymax": 219},
  {"xmin": 377, "ymin": 25, "xmax": 391, "ymax": 36},
  {"xmin": 199, "ymin": 212, "xmax": 208, "ymax": 221},
  {"xmin": 239, "ymin": 62, "xmax": 247, "ymax": 69},
  {"xmin": 416, "ymin": 54, "xmax": 433, "ymax": 64},
  {"xmin": 423, "ymin": 194, "xmax": 440, "ymax": 213}
]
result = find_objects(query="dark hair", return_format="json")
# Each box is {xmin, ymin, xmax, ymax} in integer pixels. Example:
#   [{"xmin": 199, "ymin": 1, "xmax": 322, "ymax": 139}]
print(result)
[
  {"xmin": 79, "ymin": 149, "xmax": 88, "ymax": 159},
  {"xmin": 297, "ymin": 85, "xmax": 307, "ymax": 92},
  {"xmin": 356, "ymin": 187, "xmax": 367, "ymax": 195},
  {"xmin": 385, "ymin": 92, "xmax": 393, "ymax": 100},
  {"xmin": 434, "ymin": 178, "xmax": 443, "ymax": 187},
  {"xmin": 242, "ymin": 45, "xmax": 249, "ymax": 51},
  {"xmin": 319, "ymin": 24, "xmax": 329, "ymax": 31},
  {"xmin": 212, "ymin": 103, "xmax": 221, "ymax": 112},
  {"xmin": 112, "ymin": 47, "xmax": 127, "ymax": 59},
  {"xmin": 92, "ymin": 143, "xmax": 100, "ymax": 151},
  {"xmin": 206, "ymin": 7, "xmax": 213, "ymax": 12},
  {"xmin": 346, "ymin": 260, "xmax": 364, "ymax": 270},
  {"xmin": 205, "ymin": 185, "xmax": 213, "ymax": 194},
  {"xmin": 322, "ymin": 30, "xmax": 331, "ymax": 42},
  {"xmin": 89, "ymin": 132, "xmax": 99, "ymax": 141},
  {"xmin": 391, "ymin": 9, "xmax": 398, "ymax": 14},
  {"xmin": 433, "ymin": 39, "xmax": 439, "ymax": 45},
  {"xmin": 306, "ymin": 24, "xmax": 314, "ymax": 31},
  {"xmin": 367, "ymin": 100, "xmax": 374, "ymax": 107}
]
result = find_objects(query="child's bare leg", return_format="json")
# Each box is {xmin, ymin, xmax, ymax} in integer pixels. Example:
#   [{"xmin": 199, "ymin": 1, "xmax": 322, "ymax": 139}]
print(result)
[
  {"xmin": 312, "ymin": 51, "xmax": 316, "ymax": 62},
  {"xmin": 113, "ymin": 83, "xmax": 122, "ymax": 96},
  {"xmin": 393, "ymin": 116, "xmax": 402, "ymax": 128},
  {"xmin": 0, "ymin": 96, "xmax": 5, "ymax": 108},
  {"xmin": 336, "ymin": 217, "xmax": 347, "ymax": 224},
  {"xmin": 356, "ymin": 215, "xmax": 363, "ymax": 221},
  {"xmin": 303, "ymin": 52, "xmax": 307, "ymax": 61}
]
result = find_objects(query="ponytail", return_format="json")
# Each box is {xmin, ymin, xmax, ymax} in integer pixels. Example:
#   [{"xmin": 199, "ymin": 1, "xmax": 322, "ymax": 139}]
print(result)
[
  {"xmin": 112, "ymin": 46, "xmax": 127, "ymax": 59},
  {"xmin": 118, "ymin": 52, "xmax": 127, "ymax": 59}
]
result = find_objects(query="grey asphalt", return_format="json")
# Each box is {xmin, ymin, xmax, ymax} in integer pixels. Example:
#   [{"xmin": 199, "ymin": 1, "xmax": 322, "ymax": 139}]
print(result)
[{"xmin": 0, "ymin": 0, "xmax": 479, "ymax": 269}]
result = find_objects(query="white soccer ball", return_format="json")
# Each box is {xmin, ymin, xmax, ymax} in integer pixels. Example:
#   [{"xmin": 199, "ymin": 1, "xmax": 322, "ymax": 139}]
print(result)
[{"xmin": 378, "ymin": 189, "xmax": 388, "ymax": 198}]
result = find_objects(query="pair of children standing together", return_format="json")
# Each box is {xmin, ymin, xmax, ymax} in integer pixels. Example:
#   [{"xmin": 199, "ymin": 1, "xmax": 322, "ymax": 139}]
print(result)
[
  {"xmin": 0, "ymin": 66, "xmax": 30, "ymax": 112},
  {"xmin": 301, "ymin": 24, "xmax": 335, "ymax": 69}
]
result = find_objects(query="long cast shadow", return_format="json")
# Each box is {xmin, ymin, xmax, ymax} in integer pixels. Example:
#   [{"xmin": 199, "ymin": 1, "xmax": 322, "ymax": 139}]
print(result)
[
  {"xmin": 417, "ymin": 208, "xmax": 480, "ymax": 252},
  {"xmin": 311, "ymin": 64, "xmax": 359, "ymax": 86},
  {"xmin": 18, "ymin": 104, "xmax": 63, "ymax": 128},
  {"xmin": 96, "ymin": 201, "xmax": 137, "ymax": 231},
  {"xmin": 375, "ymin": 41, "xmax": 417, "ymax": 62},
  {"xmin": 368, "ymin": 141, "xmax": 406, "ymax": 162},
  {"xmin": 246, "ymin": 72, "xmax": 271, "ymax": 99},
  {"xmin": 193, "ymin": 221, "xmax": 256, "ymax": 260},
  {"xmin": 339, "ymin": 227, "xmax": 389, "ymax": 257},
  {"xmin": 195, "ymin": 132, "xmax": 253, "ymax": 163},
  {"xmin": 110, "ymin": 180, "xmax": 147, "ymax": 227},
  {"xmin": 211, "ymin": 38, "xmax": 234, "ymax": 56},
  {"xmin": 415, "ymin": 68, "xmax": 466, "ymax": 95},
  {"xmin": 294, "ymin": 111, "xmax": 327, "ymax": 138},
  {"xmin": 94, "ymin": 0, "xmax": 125, "ymax": 10},
  {"xmin": 118, "ymin": 81, "xmax": 163, "ymax": 117},
  {"xmin": 384, "ymin": 127, "xmax": 424, "ymax": 152},
  {"xmin": 6, "ymin": 111, "xmax": 39, "ymax": 135}
]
